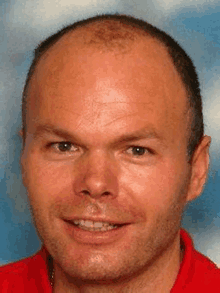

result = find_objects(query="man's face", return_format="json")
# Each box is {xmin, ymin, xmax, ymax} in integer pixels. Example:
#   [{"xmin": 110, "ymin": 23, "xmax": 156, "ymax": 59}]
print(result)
[{"xmin": 22, "ymin": 33, "xmax": 194, "ymax": 281}]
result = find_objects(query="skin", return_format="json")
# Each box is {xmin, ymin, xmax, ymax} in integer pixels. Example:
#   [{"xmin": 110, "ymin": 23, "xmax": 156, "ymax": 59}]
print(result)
[{"xmin": 21, "ymin": 25, "xmax": 210, "ymax": 292}]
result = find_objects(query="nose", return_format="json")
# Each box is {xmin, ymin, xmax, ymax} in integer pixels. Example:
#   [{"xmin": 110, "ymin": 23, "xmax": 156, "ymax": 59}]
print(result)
[{"xmin": 73, "ymin": 150, "xmax": 119, "ymax": 199}]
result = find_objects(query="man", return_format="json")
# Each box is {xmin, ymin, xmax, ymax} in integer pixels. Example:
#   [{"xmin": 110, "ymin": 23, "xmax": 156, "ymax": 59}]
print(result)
[{"xmin": 0, "ymin": 14, "xmax": 219, "ymax": 292}]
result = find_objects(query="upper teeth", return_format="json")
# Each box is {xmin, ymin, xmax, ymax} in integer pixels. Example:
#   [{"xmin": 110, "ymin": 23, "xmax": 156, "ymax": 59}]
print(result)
[{"xmin": 73, "ymin": 219, "xmax": 118, "ymax": 231}]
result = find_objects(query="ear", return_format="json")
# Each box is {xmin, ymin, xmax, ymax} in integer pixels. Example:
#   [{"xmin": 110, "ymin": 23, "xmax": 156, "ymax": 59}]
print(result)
[
  {"xmin": 186, "ymin": 135, "xmax": 211, "ymax": 202},
  {"xmin": 19, "ymin": 129, "xmax": 27, "ymax": 185},
  {"xmin": 19, "ymin": 129, "xmax": 23, "ymax": 137}
]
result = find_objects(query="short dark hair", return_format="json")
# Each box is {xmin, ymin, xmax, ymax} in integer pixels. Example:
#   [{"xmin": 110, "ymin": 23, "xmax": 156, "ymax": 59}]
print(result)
[{"xmin": 22, "ymin": 14, "xmax": 204, "ymax": 161}]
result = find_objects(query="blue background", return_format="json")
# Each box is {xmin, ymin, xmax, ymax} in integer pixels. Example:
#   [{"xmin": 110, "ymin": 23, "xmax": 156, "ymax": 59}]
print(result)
[{"xmin": 0, "ymin": 0, "xmax": 220, "ymax": 265}]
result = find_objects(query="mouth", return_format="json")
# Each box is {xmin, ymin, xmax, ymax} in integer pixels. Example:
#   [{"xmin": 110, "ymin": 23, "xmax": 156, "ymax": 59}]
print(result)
[
  {"xmin": 63, "ymin": 217, "xmax": 130, "ymax": 245},
  {"xmin": 67, "ymin": 219, "xmax": 124, "ymax": 232}
]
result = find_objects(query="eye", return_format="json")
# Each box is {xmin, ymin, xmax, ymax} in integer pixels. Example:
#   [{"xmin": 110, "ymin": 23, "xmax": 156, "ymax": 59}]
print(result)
[
  {"xmin": 126, "ymin": 146, "xmax": 150, "ymax": 157},
  {"xmin": 50, "ymin": 141, "xmax": 78, "ymax": 153}
]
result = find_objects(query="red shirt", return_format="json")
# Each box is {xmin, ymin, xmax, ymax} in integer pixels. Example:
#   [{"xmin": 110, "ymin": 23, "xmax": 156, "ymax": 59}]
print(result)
[{"xmin": 0, "ymin": 229, "xmax": 219, "ymax": 292}]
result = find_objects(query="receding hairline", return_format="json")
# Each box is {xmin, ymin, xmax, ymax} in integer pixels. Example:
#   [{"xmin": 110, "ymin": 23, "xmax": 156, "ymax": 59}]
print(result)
[
  {"xmin": 37, "ymin": 18, "xmax": 159, "ymax": 62},
  {"xmin": 28, "ymin": 19, "xmax": 183, "ymax": 97},
  {"xmin": 28, "ymin": 21, "xmax": 192, "ymax": 144},
  {"xmin": 26, "ymin": 18, "xmax": 191, "ymax": 134},
  {"xmin": 22, "ymin": 15, "xmax": 203, "ymax": 161},
  {"xmin": 28, "ymin": 21, "xmax": 190, "ymax": 116}
]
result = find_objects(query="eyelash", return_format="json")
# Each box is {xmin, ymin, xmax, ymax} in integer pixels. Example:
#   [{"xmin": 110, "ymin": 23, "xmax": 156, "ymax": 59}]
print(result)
[
  {"xmin": 47, "ymin": 141, "xmax": 79, "ymax": 153},
  {"xmin": 46, "ymin": 142, "xmax": 153, "ymax": 158},
  {"xmin": 126, "ymin": 146, "xmax": 152, "ymax": 157}
]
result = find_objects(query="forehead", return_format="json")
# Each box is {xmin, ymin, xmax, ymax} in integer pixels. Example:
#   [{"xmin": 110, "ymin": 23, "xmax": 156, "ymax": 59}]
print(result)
[{"xmin": 27, "ymin": 24, "xmax": 189, "ymax": 146}]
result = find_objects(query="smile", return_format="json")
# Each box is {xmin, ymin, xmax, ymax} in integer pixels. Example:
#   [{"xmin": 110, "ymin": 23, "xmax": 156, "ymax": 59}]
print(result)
[{"xmin": 72, "ymin": 219, "xmax": 119, "ymax": 232}]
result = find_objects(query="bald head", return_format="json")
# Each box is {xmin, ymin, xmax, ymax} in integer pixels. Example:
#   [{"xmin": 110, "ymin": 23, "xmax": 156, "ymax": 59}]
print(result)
[
  {"xmin": 76, "ymin": 19, "xmax": 138, "ymax": 51},
  {"xmin": 22, "ymin": 14, "xmax": 204, "ymax": 160}
]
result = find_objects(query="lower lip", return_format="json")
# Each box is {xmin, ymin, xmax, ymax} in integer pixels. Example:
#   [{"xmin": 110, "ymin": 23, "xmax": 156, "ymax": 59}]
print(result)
[{"xmin": 63, "ymin": 221, "xmax": 129, "ymax": 245}]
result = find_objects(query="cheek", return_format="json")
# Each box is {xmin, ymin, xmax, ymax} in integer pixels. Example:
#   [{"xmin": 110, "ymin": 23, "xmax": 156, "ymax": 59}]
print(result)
[
  {"xmin": 24, "ymin": 156, "xmax": 73, "ymax": 205},
  {"xmin": 122, "ymin": 160, "xmax": 190, "ymax": 213}
]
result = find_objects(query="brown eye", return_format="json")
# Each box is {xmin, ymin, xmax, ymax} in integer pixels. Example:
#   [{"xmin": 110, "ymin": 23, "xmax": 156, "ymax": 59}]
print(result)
[
  {"xmin": 50, "ymin": 142, "xmax": 78, "ymax": 153},
  {"xmin": 127, "ymin": 146, "xmax": 148, "ymax": 156},
  {"xmin": 131, "ymin": 147, "xmax": 146, "ymax": 156},
  {"xmin": 57, "ymin": 142, "xmax": 73, "ymax": 152}
]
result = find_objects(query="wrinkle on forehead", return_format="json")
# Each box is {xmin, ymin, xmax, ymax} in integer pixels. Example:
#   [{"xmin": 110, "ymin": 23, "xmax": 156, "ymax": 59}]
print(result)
[
  {"xmin": 27, "ymin": 24, "xmax": 189, "ymax": 148},
  {"xmin": 27, "ymin": 19, "xmax": 189, "ymax": 125}
]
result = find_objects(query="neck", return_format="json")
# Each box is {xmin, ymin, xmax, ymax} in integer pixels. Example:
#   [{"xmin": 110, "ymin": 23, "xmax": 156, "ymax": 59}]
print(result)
[{"xmin": 52, "ymin": 233, "xmax": 183, "ymax": 293}]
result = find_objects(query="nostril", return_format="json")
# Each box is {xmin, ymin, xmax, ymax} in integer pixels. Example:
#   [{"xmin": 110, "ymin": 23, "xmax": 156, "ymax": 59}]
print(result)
[
  {"xmin": 102, "ymin": 191, "xmax": 111, "ymax": 196},
  {"xmin": 80, "ymin": 190, "xmax": 111, "ymax": 197},
  {"xmin": 82, "ymin": 190, "xmax": 90, "ymax": 195}
]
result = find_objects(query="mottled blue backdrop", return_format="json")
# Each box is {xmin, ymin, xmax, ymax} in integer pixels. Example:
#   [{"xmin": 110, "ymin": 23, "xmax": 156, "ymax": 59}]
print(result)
[{"xmin": 0, "ymin": 0, "xmax": 220, "ymax": 265}]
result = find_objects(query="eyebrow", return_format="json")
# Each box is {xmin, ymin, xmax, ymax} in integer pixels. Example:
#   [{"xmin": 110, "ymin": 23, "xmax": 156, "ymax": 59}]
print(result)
[
  {"xmin": 34, "ymin": 124, "xmax": 79, "ymax": 141},
  {"xmin": 33, "ymin": 123, "xmax": 165, "ymax": 146},
  {"xmin": 111, "ymin": 128, "xmax": 164, "ymax": 145}
]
